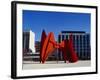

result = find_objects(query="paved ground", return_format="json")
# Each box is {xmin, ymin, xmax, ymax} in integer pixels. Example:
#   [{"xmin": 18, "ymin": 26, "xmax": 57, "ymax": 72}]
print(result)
[{"xmin": 22, "ymin": 60, "xmax": 91, "ymax": 70}]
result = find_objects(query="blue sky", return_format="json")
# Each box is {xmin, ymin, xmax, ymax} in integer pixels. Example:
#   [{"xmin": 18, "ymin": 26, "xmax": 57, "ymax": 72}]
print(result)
[{"xmin": 23, "ymin": 10, "xmax": 90, "ymax": 41}]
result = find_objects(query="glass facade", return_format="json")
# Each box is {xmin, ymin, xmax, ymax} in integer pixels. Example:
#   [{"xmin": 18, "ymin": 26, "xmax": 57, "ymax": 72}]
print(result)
[
  {"xmin": 58, "ymin": 31, "xmax": 91, "ymax": 60},
  {"xmin": 23, "ymin": 32, "xmax": 30, "ymax": 54}
]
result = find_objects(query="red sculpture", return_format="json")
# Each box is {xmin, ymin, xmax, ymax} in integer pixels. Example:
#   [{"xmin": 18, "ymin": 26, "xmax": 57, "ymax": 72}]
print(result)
[{"xmin": 40, "ymin": 30, "xmax": 78, "ymax": 63}]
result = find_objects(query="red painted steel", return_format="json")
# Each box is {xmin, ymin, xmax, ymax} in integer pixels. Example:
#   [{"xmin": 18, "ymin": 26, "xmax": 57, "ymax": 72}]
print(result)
[
  {"xmin": 40, "ymin": 30, "xmax": 47, "ymax": 63},
  {"xmin": 40, "ymin": 30, "xmax": 78, "ymax": 63}
]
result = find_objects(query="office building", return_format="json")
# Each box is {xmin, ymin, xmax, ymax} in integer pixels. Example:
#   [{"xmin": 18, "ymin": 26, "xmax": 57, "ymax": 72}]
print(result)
[
  {"xmin": 58, "ymin": 31, "xmax": 91, "ymax": 60},
  {"xmin": 23, "ymin": 30, "xmax": 35, "ymax": 54}
]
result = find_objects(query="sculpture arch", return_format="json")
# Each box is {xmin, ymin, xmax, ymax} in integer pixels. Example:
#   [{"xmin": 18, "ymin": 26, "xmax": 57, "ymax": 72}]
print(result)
[{"xmin": 40, "ymin": 30, "xmax": 78, "ymax": 63}]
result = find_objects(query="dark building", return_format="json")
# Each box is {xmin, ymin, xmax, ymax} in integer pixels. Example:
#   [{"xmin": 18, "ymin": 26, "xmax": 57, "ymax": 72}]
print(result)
[
  {"xmin": 35, "ymin": 41, "xmax": 41, "ymax": 52},
  {"xmin": 58, "ymin": 31, "xmax": 91, "ymax": 60},
  {"xmin": 23, "ymin": 31, "xmax": 30, "ymax": 55}
]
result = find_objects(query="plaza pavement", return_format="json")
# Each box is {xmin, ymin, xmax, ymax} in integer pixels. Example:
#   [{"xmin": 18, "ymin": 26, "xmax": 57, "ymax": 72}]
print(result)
[{"xmin": 22, "ymin": 60, "xmax": 91, "ymax": 69}]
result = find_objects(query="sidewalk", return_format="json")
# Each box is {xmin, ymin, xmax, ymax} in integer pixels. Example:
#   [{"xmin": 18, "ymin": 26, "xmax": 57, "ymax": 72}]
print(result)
[{"xmin": 23, "ymin": 60, "xmax": 91, "ymax": 69}]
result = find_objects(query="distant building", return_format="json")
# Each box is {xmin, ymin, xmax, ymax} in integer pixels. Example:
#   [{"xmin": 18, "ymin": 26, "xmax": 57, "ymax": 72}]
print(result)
[
  {"xmin": 58, "ymin": 31, "xmax": 91, "ymax": 60},
  {"xmin": 23, "ymin": 30, "xmax": 35, "ymax": 55},
  {"xmin": 35, "ymin": 41, "xmax": 41, "ymax": 52}
]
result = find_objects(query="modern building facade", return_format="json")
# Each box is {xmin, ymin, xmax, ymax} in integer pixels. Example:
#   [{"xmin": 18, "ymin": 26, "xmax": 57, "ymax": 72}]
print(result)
[
  {"xmin": 58, "ymin": 31, "xmax": 91, "ymax": 60},
  {"xmin": 23, "ymin": 30, "xmax": 35, "ymax": 54}
]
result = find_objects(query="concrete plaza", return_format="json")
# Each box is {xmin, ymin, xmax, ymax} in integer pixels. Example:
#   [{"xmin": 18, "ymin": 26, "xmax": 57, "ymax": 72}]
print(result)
[{"xmin": 22, "ymin": 60, "xmax": 91, "ymax": 70}]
